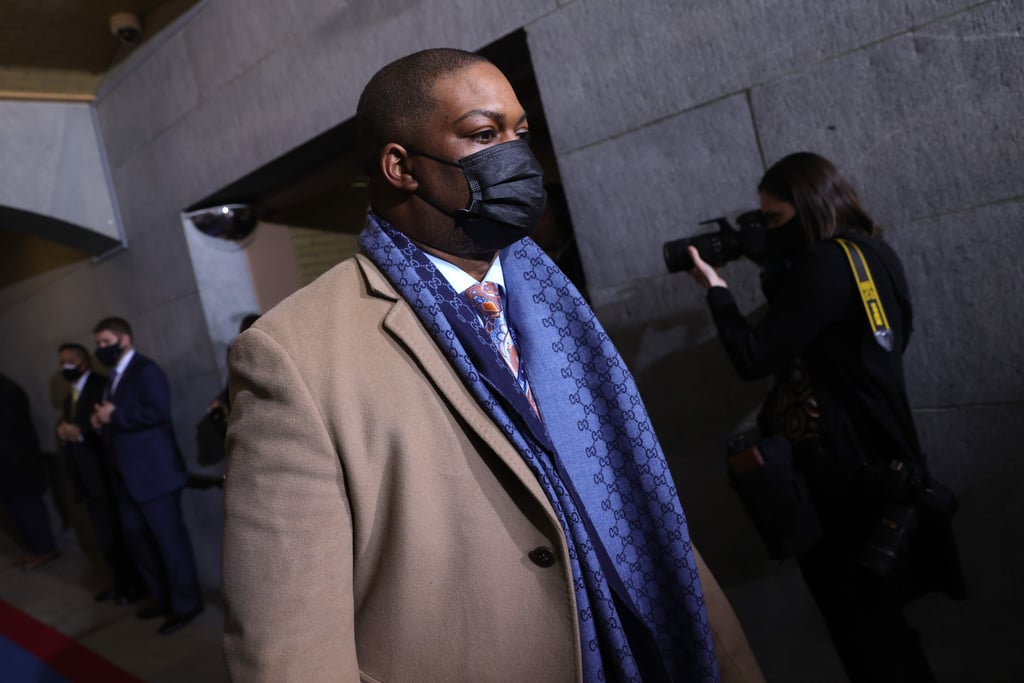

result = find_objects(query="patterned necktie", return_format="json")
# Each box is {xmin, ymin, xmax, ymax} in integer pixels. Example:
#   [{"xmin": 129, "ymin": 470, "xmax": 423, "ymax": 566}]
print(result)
[
  {"xmin": 464, "ymin": 282, "xmax": 539, "ymax": 417},
  {"xmin": 70, "ymin": 385, "xmax": 80, "ymax": 412}
]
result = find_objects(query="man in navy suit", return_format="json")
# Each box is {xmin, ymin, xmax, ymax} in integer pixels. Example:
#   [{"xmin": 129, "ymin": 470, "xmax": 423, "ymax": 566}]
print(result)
[
  {"xmin": 56, "ymin": 343, "xmax": 144, "ymax": 604},
  {"xmin": 91, "ymin": 317, "xmax": 203, "ymax": 635}
]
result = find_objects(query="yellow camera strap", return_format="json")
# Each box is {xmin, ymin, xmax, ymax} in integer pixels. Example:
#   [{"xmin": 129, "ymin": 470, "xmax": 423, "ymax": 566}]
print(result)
[{"xmin": 836, "ymin": 238, "xmax": 894, "ymax": 352}]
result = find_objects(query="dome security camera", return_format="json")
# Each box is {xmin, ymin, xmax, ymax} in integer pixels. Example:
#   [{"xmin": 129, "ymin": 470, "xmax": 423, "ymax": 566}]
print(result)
[
  {"xmin": 186, "ymin": 204, "xmax": 259, "ymax": 241},
  {"xmin": 109, "ymin": 12, "xmax": 142, "ymax": 44}
]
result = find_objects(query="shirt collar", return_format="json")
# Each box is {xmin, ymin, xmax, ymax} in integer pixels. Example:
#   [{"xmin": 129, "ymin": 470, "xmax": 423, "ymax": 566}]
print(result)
[
  {"xmin": 73, "ymin": 370, "xmax": 91, "ymax": 393},
  {"xmin": 114, "ymin": 348, "xmax": 136, "ymax": 376},
  {"xmin": 424, "ymin": 252, "xmax": 505, "ymax": 294}
]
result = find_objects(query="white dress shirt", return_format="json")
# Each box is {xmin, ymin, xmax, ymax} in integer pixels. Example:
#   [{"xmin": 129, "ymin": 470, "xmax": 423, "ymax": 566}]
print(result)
[{"xmin": 110, "ymin": 348, "xmax": 136, "ymax": 396}]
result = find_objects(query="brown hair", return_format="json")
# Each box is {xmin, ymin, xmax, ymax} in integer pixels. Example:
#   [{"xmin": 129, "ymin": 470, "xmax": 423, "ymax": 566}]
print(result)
[
  {"xmin": 758, "ymin": 152, "xmax": 879, "ymax": 241},
  {"xmin": 356, "ymin": 48, "xmax": 490, "ymax": 174},
  {"xmin": 93, "ymin": 317, "xmax": 133, "ymax": 338}
]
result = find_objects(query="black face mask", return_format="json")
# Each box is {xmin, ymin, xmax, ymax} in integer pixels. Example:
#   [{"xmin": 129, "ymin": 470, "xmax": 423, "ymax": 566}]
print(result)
[
  {"xmin": 765, "ymin": 217, "xmax": 810, "ymax": 258},
  {"xmin": 95, "ymin": 343, "xmax": 123, "ymax": 368},
  {"xmin": 409, "ymin": 139, "xmax": 547, "ymax": 251},
  {"xmin": 61, "ymin": 365, "xmax": 84, "ymax": 382}
]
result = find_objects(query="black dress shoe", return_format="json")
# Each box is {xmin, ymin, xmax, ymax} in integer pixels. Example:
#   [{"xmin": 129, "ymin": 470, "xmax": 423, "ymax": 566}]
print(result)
[
  {"xmin": 94, "ymin": 588, "xmax": 119, "ymax": 603},
  {"xmin": 136, "ymin": 604, "xmax": 168, "ymax": 620},
  {"xmin": 157, "ymin": 607, "xmax": 203, "ymax": 636}
]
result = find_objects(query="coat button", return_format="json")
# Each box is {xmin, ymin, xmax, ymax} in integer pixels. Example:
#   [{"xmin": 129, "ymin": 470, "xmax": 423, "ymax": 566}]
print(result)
[{"xmin": 528, "ymin": 546, "xmax": 556, "ymax": 568}]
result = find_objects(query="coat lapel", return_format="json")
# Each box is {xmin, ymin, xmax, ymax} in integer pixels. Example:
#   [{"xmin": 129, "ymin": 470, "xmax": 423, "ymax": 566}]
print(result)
[
  {"xmin": 356, "ymin": 255, "xmax": 559, "ymax": 521},
  {"xmin": 112, "ymin": 355, "xmax": 135, "ymax": 400}
]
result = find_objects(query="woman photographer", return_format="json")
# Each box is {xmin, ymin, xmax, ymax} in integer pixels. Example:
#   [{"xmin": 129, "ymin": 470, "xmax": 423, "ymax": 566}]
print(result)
[{"xmin": 688, "ymin": 152, "xmax": 965, "ymax": 682}]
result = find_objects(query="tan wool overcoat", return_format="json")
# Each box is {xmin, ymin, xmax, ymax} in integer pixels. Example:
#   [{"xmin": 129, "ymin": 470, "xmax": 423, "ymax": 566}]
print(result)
[{"xmin": 223, "ymin": 254, "xmax": 763, "ymax": 682}]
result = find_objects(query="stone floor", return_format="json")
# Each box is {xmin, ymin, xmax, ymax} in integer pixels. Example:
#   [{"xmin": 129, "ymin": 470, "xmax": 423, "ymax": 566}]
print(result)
[
  {"xmin": 3, "ymin": 496, "xmax": 1019, "ymax": 682},
  {"xmin": 0, "ymin": 529, "xmax": 227, "ymax": 683},
  {"xmin": 721, "ymin": 543, "xmax": 1024, "ymax": 683}
]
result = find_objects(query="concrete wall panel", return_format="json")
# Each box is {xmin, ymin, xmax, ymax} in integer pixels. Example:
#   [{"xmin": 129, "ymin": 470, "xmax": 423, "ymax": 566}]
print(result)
[
  {"xmin": 886, "ymin": 200, "xmax": 1024, "ymax": 407},
  {"xmin": 98, "ymin": 31, "xmax": 201, "ymax": 169},
  {"xmin": 89, "ymin": 175, "xmax": 199, "ymax": 315},
  {"xmin": 750, "ymin": 0, "xmax": 1024, "ymax": 225},
  {"xmin": 557, "ymin": 94, "xmax": 764, "ymax": 293},
  {"xmin": 528, "ymin": 0, "xmax": 979, "ymax": 153},
  {"xmin": 182, "ymin": 0, "xmax": 303, "ymax": 99},
  {"xmin": 105, "ymin": 145, "xmax": 170, "ymax": 230},
  {"xmin": 0, "ymin": 101, "xmax": 64, "ymax": 212},
  {"xmin": 49, "ymin": 108, "xmax": 120, "ymax": 240},
  {"xmin": 181, "ymin": 216, "xmax": 261, "ymax": 381},
  {"xmin": 0, "ymin": 101, "xmax": 120, "ymax": 245}
]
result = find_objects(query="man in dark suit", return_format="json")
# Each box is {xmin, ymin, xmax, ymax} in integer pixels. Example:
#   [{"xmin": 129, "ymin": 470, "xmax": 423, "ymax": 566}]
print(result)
[
  {"xmin": 90, "ymin": 317, "xmax": 203, "ymax": 636},
  {"xmin": 0, "ymin": 373, "xmax": 60, "ymax": 570},
  {"xmin": 56, "ymin": 343, "xmax": 144, "ymax": 604}
]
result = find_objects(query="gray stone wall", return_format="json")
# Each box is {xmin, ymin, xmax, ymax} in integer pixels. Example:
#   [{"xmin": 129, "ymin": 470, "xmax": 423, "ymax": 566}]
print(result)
[
  {"xmin": 1, "ymin": 0, "xmax": 1020, "ymax": 677},
  {"xmin": 0, "ymin": 100, "xmax": 121, "ymax": 249}
]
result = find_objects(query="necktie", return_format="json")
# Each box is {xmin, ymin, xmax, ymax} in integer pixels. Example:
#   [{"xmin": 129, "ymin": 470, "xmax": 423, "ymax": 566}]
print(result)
[
  {"xmin": 70, "ymin": 385, "xmax": 80, "ymax": 412},
  {"xmin": 104, "ymin": 370, "xmax": 119, "ymax": 402},
  {"xmin": 464, "ymin": 282, "xmax": 539, "ymax": 417}
]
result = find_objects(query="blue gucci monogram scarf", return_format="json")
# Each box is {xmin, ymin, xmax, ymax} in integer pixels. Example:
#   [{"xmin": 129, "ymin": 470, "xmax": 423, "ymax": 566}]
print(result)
[{"xmin": 359, "ymin": 214, "xmax": 718, "ymax": 682}]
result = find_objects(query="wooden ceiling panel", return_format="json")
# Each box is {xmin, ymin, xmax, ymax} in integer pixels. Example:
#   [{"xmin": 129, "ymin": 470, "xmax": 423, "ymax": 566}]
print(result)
[{"xmin": 0, "ymin": 0, "xmax": 200, "ymax": 100}]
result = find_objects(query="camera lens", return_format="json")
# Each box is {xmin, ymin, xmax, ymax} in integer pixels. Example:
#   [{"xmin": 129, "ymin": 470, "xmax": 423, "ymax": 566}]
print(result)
[
  {"xmin": 859, "ymin": 503, "xmax": 919, "ymax": 577},
  {"xmin": 663, "ymin": 238, "xmax": 696, "ymax": 273}
]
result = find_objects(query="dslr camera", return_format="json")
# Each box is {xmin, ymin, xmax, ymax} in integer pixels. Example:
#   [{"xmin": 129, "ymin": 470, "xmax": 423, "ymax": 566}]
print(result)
[
  {"xmin": 858, "ymin": 459, "xmax": 958, "ymax": 578},
  {"xmin": 663, "ymin": 209, "xmax": 769, "ymax": 273}
]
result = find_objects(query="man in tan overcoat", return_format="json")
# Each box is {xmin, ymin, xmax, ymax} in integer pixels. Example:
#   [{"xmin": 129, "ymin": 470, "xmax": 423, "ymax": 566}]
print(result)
[{"xmin": 223, "ymin": 48, "xmax": 763, "ymax": 683}]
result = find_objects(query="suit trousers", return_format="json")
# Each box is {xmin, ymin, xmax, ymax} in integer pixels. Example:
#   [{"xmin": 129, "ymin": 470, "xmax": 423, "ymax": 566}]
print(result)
[
  {"xmin": 112, "ymin": 480, "xmax": 202, "ymax": 615},
  {"xmin": 81, "ymin": 490, "xmax": 143, "ymax": 594},
  {"xmin": 5, "ymin": 494, "xmax": 57, "ymax": 556}
]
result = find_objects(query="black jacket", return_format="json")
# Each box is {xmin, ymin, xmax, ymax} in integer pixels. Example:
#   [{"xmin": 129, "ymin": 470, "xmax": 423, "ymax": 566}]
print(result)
[
  {"xmin": 62, "ymin": 371, "xmax": 111, "ymax": 500},
  {"xmin": 706, "ymin": 232, "xmax": 966, "ymax": 600},
  {"xmin": 707, "ymin": 233, "xmax": 920, "ymax": 474},
  {"xmin": 0, "ymin": 373, "xmax": 45, "ymax": 501}
]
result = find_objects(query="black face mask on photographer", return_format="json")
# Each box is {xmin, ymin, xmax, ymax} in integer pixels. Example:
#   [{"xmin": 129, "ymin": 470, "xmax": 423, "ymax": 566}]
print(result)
[
  {"xmin": 765, "ymin": 216, "xmax": 810, "ymax": 259},
  {"xmin": 407, "ymin": 139, "xmax": 547, "ymax": 252}
]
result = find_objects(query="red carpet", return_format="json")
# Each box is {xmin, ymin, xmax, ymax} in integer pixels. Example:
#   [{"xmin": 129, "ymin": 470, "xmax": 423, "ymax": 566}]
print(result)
[{"xmin": 0, "ymin": 598, "xmax": 142, "ymax": 683}]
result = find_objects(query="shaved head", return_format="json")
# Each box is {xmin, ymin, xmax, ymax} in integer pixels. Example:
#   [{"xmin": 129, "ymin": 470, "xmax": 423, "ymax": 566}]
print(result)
[{"xmin": 356, "ymin": 48, "xmax": 490, "ymax": 173}]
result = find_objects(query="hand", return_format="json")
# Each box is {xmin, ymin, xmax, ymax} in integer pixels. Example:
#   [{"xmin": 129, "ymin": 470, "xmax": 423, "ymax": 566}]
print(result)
[
  {"xmin": 94, "ymin": 401, "xmax": 117, "ymax": 425},
  {"xmin": 57, "ymin": 421, "xmax": 82, "ymax": 442},
  {"xmin": 90, "ymin": 412, "xmax": 102, "ymax": 430},
  {"xmin": 686, "ymin": 246, "xmax": 729, "ymax": 290}
]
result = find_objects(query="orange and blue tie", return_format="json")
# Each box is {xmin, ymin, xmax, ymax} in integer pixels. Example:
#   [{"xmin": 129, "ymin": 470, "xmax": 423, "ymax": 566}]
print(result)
[{"xmin": 464, "ymin": 282, "xmax": 539, "ymax": 417}]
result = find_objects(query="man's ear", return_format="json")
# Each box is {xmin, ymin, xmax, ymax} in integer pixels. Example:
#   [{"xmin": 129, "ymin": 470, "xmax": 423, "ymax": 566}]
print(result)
[{"xmin": 380, "ymin": 143, "xmax": 417, "ymax": 192}]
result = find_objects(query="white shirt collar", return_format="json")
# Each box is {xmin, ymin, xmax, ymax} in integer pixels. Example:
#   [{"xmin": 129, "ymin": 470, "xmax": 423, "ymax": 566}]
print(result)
[
  {"xmin": 73, "ymin": 370, "xmax": 91, "ymax": 393},
  {"xmin": 114, "ymin": 348, "xmax": 136, "ymax": 376},
  {"xmin": 424, "ymin": 252, "xmax": 506, "ymax": 294}
]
